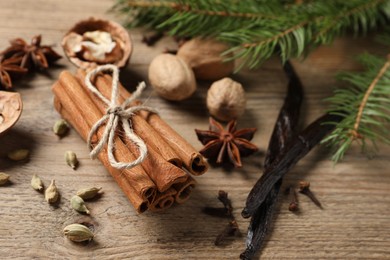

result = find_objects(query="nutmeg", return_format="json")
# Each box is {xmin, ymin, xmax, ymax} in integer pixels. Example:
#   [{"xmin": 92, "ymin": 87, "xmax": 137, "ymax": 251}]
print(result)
[
  {"xmin": 177, "ymin": 38, "xmax": 234, "ymax": 81},
  {"xmin": 207, "ymin": 77, "xmax": 246, "ymax": 121},
  {"xmin": 148, "ymin": 53, "xmax": 196, "ymax": 101}
]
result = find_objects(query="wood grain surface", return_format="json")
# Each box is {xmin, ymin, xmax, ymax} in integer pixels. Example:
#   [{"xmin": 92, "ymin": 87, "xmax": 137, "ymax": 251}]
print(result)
[{"xmin": 0, "ymin": 1, "xmax": 389, "ymax": 259}]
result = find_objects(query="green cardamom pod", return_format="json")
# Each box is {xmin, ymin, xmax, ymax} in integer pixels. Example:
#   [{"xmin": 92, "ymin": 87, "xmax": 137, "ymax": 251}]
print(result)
[
  {"xmin": 0, "ymin": 172, "xmax": 10, "ymax": 185},
  {"xmin": 63, "ymin": 223, "xmax": 94, "ymax": 242},
  {"xmin": 45, "ymin": 180, "xmax": 59, "ymax": 204},
  {"xmin": 31, "ymin": 174, "xmax": 44, "ymax": 191},
  {"xmin": 65, "ymin": 151, "xmax": 78, "ymax": 170},
  {"xmin": 71, "ymin": 195, "xmax": 90, "ymax": 214},
  {"xmin": 76, "ymin": 187, "xmax": 102, "ymax": 200},
  {"xmin": 7, "ymin": 149, "xmax": 29, "ymax": 161},
  {"xmin": 53, "ymin": 119, "xmax": 69, "ymax": 136}
]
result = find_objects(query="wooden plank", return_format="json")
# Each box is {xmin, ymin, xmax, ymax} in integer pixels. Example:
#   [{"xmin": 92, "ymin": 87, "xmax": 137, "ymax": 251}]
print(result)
[{"xmin": 0, "ymin": 0, "xmax": 389, "ymax": 259}]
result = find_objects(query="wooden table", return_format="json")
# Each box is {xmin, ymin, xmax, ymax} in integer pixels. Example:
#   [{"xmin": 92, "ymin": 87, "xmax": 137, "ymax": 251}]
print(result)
[{"xmin": 1, "ymin": 1, "xmax": 389, "ymax": 259}]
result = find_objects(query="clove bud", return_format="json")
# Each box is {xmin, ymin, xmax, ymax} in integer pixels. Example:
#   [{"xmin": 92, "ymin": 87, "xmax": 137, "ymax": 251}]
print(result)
[{"xmin": 299, "ymin": 181, "xmax": 322, "ymax": 209}]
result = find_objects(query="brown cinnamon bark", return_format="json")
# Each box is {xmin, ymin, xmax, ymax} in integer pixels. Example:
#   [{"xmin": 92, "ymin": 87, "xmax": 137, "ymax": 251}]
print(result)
[
  {"xmin": 172, "ymin": 175, "xmax": 197, "ymax": 204},
  {"xmin": 75, "ymin": 70, "xmax": 188, "ymax": 192},
  {"xmin": 53, "ymin": 94, "xmax": 149, "ymax": 213},
  {"xmin": 150, "ymin": 188, "xmax": 177, "ymax": 211},
  {"xmin": 76, "ymin": 69, "xmax": 182, "ymax": 167},
  {"xmin": 54, "ymin": 71, "xmax": 157, "ymax": 201},
  {"xmin": 102, "ymin": 74, "xmax": 209, "ymax": 176}
]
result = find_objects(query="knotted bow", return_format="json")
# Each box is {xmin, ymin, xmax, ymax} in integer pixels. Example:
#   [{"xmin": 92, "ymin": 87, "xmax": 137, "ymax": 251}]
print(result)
[{"xmin": 85, "ymin": 64, "xmax": 157, "ymax": 169}]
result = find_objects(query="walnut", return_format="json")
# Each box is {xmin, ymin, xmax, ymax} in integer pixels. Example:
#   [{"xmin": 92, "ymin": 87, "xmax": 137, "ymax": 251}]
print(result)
[{"xmin": 62, "ymin": 17, "xmax": 131, "ymax": 69}]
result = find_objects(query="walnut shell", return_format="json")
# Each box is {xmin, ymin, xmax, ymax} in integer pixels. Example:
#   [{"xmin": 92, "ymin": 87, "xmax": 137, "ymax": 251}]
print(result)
[
  {"xmin": 0, "ymin": 91, "xmax": 23, "ymax": 136},
  {"xmin": 61, "ymin": 17, "xmax": 132, "ymax": 69},
  {"xmin": 207, "ymin": 78, "xmax": 246, "ymax": 121},
  {"xmin": 177, "ymin": 38, "xmax": 234, "ymax": 81},
  {"xmin": 148, "ymin": 54, "xmax": 196, "ymax": 101}
]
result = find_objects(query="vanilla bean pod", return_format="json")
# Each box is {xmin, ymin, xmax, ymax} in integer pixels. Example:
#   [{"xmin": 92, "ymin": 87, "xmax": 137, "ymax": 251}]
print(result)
[
  {"xmin": 240, "ymin": 61, "xmax": 303, "ymax": 259},
  {"xmin": 242, "ymin": 112, "xmax": 343, "ymax": 218}
]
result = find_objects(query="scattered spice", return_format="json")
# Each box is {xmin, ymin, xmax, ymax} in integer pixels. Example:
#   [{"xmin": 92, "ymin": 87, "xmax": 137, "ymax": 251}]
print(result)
[
  {"xmin": 148, "ymin": 53, "xmax": 196, "ymax": 101},
  {"xmin": 203, "ymin": 190, "xmax": 240, "ymax": 246},
  {"xmin": 1, "ymin": 35, "xmax": 62, "ymax": 71},
  {"xmin": 288, "ymin": 186, "xmax": 299, "ymax": 212},
  {"xmin": 299, "ymin": 181, "xmax": 322, "ymax": 209},
  {"xmin": 76, "ymin": 186, "xmax": 102, "ymax": 200},
  {"xmin": 7, "ymin": 148, "xmax": 29, "ymax": 161},
  {"xmin": 195, "ymin": 117, "xmax": 258, "ymax": 167},
  {"xmin": 53, "ymin": 119, "xmax": 69, "ymax": 137},
  {"xmin": 0, "ymin": 56, "xmax": 27, "ymax": 89},
  {"xmin": 45, "ymin": 180, "xmax": 59, "ymax": 204},
  {"xmin": 70, "ymin": 195, "xmax": 90, "ymax": 214},
  {"xmin": 206, "ymin": 77, "xmax": 246, "ymax": 122},
  {"xmin": 0, "ymin": 172, "xmax": 10, "ymax": 185},
  {"xmin": 63, "ymin": 223, "xmax": 94, "ymax": 242},
  {"xmin": 240, "ymin": 61, "xmax": 303, "ymax": 259},
  {"xmin": 31, "ymin": 174, "xmax": 44, "ymax": 192},
  {"xmin": 215, "ymin": 220, "xmax": 240, "ymax": 246},
  {"xmin": 142, "ymin": 31, "xmax": 164, "ymax": 46},
  {"xmin": 65, "ymin": 151, "xmax": 78, "ymax": 170}
]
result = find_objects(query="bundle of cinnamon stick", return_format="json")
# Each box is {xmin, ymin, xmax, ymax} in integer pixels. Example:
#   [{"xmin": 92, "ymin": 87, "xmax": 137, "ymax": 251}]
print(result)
[{"xmin": 52, "ymin": 68, "xmax": 208, "ymax": 213}]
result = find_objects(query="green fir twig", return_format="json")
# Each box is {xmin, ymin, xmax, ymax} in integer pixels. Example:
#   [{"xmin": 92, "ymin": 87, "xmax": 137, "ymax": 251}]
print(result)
[
  {"xmin": 322, "ymin": 53, "xmax": 390, "ymax": 162},
  {"xmin": 113, "ymin": 0, "xmax": 390, "ymax": 70}
]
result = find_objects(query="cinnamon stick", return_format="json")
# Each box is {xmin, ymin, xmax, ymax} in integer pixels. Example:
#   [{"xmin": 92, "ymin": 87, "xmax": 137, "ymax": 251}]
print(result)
[
  {"xmin": 149, "ymin": 188, "xmax": 177, "ymax": 212},
  {"xmin": 102, "ymin": 74, "xmax": 209, "ymax": 176},
  {"xmin": 54, "ymin": 71, "xmax": 157, "ymax": 200},
  {"xmin": 53, "ymin": 95, "xmax": 149, "ymax": 213},
  {"xmin": 75, "ymin": 70, "xmax": 188, "ymax": 192},
  {"xmin": 172, "ymin": 175, "xmax": 197, "ymax": 204},
  {"xmin": 77, "ymin": 69, "xmax": 182, "ymax": 167}
]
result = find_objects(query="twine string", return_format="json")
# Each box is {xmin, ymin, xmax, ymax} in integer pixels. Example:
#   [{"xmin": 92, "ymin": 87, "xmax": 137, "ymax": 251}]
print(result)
[{"xmin": 85, "ymin": 64, "xmax": 157, "ymax": 169}]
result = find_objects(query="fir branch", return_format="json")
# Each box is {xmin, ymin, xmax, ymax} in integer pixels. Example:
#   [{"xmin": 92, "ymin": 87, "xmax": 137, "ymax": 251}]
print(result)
[
  {"xmin": 322, "ymin": 53, "xmax": 390, "ymax": 162},
  {"xmin": 113, "ymin": 0, "xmax": 390, "ymax": 70},
  {"xmin": 313, "ymin": 0, "xmax": 387, "ymax": 44}
]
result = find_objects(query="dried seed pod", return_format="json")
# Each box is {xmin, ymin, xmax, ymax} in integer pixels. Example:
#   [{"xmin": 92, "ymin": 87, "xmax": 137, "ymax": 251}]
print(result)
[
  {"xmin": 76, "ymin": 187, "xmax": 102, "ymax": 200},
  {"xmin": 71, "ymin": 195, "xmax": 90, "ymax": 214},
  {"xmin": 177, "ymin": 37, "xmax": 234, "ymax": 80},
  {"xmin": 53, "ymin": 119, "xmax": 69, "ymax": 136},
  {"xmin": 65, "ymin": 151, "xmax": 78, "ymax": 169},
  {"xmin": 0, "ymin": 172, "xmax": 10, "ymax": 185},
  {"xmin": 31, "ymin": 174, "xmax": 44, "ymax": 191},
  {"xmin": 148, "ymin": 53, "xmax": 196, "ymax": 101},
  {"xmin": 207, "ymin": 77, "xmax": 246, "ymax": 121},
  {"xmin": 63, "ymin": 223, "xmax": 94, "ymax": 242},
  {"xmin": 7, "ymin": 149, "xmax": 29, "ymax": 161},
  {"xmin": 45, "ymin": 180, "xmax": 59, "ymax": 204}
]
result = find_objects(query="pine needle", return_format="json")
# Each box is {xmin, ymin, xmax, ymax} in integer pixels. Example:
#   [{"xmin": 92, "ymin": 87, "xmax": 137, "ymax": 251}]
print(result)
[
  {"xmin": 322, "ymin": 53, "xmax": 390, "ymax": 162},
  {"xmin": 112, "ymin": 0, "xmax": 390, "ymax": 70}
]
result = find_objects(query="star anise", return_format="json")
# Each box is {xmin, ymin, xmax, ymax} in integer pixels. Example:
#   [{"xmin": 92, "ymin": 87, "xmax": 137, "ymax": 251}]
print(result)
[
  {"xmin": 195, "ymin": 117, "xmax": 258, "ymax": 167},
  {"xmin": 0, "ymin": 56, "xmax": 28, "ymax": 89},
  {"xmin": 0, "ymin": 35, "xmax": 62, "ymax": 70}
]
